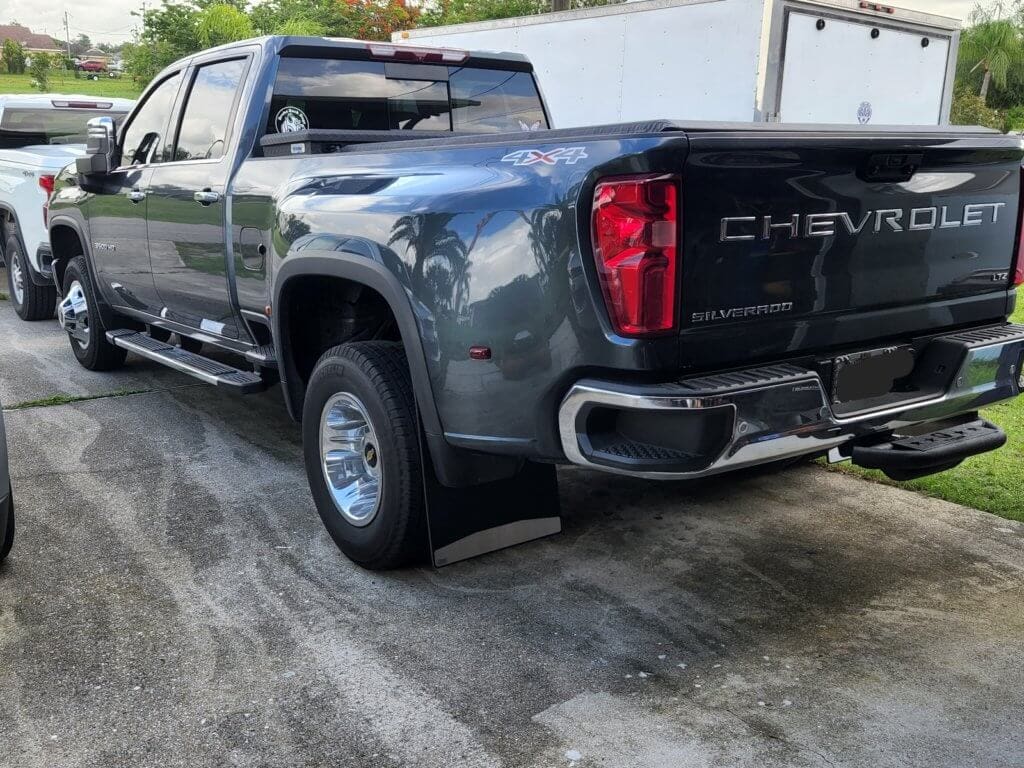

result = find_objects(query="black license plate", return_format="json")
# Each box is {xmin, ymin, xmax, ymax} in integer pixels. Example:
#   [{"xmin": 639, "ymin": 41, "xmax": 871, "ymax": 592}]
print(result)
[{"xmin": 832, "ymin": 345, "xmax": 915, "ymax": 404}]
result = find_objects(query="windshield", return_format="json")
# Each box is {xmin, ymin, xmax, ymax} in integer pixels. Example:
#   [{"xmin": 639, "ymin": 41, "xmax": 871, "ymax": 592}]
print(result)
[
  {"xmin": 267, "ymin": 57, "xmax": 549, "ymax": 135},
  {"xmin": 0, "ymin": 108, "xmax": 127, "ymax": 149}
]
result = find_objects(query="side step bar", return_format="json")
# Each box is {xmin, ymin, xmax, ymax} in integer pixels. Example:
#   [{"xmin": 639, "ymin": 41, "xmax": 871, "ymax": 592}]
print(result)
[
  {"xmin": 851, "ymin": 419, "xmax": 1006, "ymax": 481},
  {"xmin": 106, "ymin": 330, "xmax": 266, "ymax": 393}
]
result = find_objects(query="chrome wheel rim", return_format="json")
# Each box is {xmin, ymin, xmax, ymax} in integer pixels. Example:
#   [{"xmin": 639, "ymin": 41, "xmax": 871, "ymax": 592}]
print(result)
[
  {"xmin": 9, "ymin": 252, "xmax": 24, "ymax": 305},
  {"xmin": 58, "ymin": 280, "xmax": 90, "ymax": 349},
  {"xmin": 319, "ymin": 392, "xmax": 382, "ymax": 527}
]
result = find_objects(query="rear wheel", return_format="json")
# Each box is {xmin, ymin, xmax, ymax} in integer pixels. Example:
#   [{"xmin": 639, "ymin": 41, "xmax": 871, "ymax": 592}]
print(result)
[
  {"xmin": 59, "ymin": 256, "xmax": 127, "ymax": 371},
  {"xmin": 5, "ymin": 236, "xmax": 56, "ymax": 321},
  {"xmin": 302, "ymin": 342, "xmax": 426, "ymax": 569}
]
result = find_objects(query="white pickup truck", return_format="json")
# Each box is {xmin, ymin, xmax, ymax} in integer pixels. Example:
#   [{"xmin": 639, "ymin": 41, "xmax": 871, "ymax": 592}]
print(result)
[{"xmin": 0, "ymin": 95, "xmax": 132, "ymax": 320}]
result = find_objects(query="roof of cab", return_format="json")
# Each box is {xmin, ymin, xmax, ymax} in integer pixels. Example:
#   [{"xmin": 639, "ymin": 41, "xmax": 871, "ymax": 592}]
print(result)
[{"xmin": 179, "ymin": 34, "xmax": 532, "ymax": 67}]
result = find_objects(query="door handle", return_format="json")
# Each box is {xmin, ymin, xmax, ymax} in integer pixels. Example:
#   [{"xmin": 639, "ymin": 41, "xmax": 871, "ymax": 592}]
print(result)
[
  {"xmin": 193, "ymin": 189, "xmax": 220, "ymax": 205},
  {"xmin": 127, "ymin": 188, "xmax": 146, "ymax": 203}
]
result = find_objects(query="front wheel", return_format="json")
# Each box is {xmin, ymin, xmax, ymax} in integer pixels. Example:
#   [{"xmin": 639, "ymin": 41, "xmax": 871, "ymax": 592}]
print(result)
[
  {"xmin": 5, "ymin": 236, "xmax": 56, "ymax": 321},
  {"xmin": 302, "ymin": 342, "xmax": 426, "ymax": 569},
  {"xmin": 59, "ymin": 256, "xmax": 126, "ymax": 371}
]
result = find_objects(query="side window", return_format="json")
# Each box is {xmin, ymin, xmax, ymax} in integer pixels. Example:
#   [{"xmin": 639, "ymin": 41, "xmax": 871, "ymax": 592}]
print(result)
[
  {"xmin": 120, "ymin": 72, "xmax": 182, "ymax": 167},
  {"xmin": 173, "ymin": 59, "xmax": 246, "ymax": 162}
]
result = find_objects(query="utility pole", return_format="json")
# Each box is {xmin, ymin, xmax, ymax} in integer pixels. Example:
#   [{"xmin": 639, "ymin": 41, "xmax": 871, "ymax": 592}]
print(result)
[
  {"xmin": 63, "ymin": 10, "xmax": 71, "ymax": 58},
  {"xmin": 131, "ymin": 1, "xmax": 147, "ymax": 43},
  {"xmin": 552, "ymin": 0, "xmax": 570, "ymax": 10}
]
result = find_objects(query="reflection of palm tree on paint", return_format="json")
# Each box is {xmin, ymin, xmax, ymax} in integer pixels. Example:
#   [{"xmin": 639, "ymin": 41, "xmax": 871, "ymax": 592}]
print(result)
[
  {"xmin": 523, "ymin": 207, "xmax": 562, "ymax": 287},
  {"xmin": 388, "ymin": 206, "xmax": 565, "ymax": 317},
  {"xmin": 460, "ymin": 207, "xmax": 563, "ymax": 309},
  {"xmin": 388, "ymin": 214, "xmax": 470, "ymax": 313}
]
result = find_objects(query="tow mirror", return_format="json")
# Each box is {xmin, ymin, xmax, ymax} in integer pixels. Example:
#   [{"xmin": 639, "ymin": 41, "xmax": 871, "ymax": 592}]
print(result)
[{"xmin": 76, "ymin": 116, "xmax": 117, "ymax": 176}]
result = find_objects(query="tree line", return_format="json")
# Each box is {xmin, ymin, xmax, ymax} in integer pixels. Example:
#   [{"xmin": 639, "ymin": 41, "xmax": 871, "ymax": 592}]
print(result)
[
  {"xmin": 121, "ymin": 0, "xmax": 620, "ymax": 85},
  {"xmin": 952, "ymin": 1, "xmax": 1024, "ymax": 130}
]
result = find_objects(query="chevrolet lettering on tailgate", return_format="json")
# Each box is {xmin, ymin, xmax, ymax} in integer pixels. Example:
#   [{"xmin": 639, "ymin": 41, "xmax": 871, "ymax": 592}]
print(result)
[{"xmin": 720, "ymin": 202, "xmax": 1006, "ymax": 242}]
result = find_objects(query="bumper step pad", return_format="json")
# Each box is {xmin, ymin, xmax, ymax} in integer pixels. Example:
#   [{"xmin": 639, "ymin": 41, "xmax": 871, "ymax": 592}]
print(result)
[
  {"xmin": 106, "ymin": 330, "xmax": 266, "ymax": 393},
  {"xmin": 244, "ymin": 344, "xmax": 277, "ymax": 367},
  {"xmin": 851, "ymin": 419, "xmax": 1006, "ymax": 481}
]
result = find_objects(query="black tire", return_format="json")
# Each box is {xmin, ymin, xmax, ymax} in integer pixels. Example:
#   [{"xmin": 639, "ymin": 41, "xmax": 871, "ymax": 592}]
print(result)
[
  {"xmin": 302, "ymin": 342, "xmax": 426, "ymax": 569},
  {"xmin": 0, "ymin": 488, "xmax": 13, "ymax": 562},
  {"xmin": 6, "ymin": 235, "xmax": 56, "ymax": 321},
  {"xmin": 62, "ymin": 256, "xmax": 127, "ymax": 371},
  {"xmin": 179, "ymin": 335, "xmax": 202, "ymax": 353}
]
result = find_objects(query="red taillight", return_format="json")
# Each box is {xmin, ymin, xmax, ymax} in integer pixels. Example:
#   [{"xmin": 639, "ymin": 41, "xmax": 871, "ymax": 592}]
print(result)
[
  {"xmin": 39, "ymin": 174, "xmax": 55, "ymax": 227},
  {"xmin": 591, "ymin": 174, "xmax": 680, "ymax": 337}
]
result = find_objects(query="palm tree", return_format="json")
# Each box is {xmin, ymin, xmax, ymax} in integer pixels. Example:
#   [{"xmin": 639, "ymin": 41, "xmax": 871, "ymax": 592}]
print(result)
[{"xmin": 960, "ymin": 16, "xmax": 1023, "ymax": 102}]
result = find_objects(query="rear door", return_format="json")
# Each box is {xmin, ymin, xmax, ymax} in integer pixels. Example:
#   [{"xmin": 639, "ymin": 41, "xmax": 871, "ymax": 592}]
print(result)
[
  {"xmin": 147, "ymin": 56, "xmax": 249, "ymax": 339},
  {"xmin": 87, "ymin": 71, "xmax": 183, "ymax": 313},
  {"xmin": 777, "ymin": 11, "xmax": 951, "ymax": 125}
]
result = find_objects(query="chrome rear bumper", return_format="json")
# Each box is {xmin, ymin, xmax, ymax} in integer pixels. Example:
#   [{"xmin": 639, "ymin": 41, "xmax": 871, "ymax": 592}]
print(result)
[{"xmin": 558, "ymin": 324, "xmax": 1024, "ymax": 479}]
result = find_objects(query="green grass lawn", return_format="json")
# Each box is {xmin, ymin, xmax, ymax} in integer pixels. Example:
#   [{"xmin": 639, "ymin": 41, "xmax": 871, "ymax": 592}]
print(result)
[
  {"xmin": 0, "ymin": 72, "xmax": 141, "ymax": 100},
  {"xmin": 827, "ymin": 303, "xmax": 1024, "ymax": 522}
]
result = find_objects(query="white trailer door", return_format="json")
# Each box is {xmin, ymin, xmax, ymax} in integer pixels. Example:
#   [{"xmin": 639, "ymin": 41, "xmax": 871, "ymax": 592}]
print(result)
[{"xmin": 777, "ymin": 11, "xmax": 950, "ymax": 124}]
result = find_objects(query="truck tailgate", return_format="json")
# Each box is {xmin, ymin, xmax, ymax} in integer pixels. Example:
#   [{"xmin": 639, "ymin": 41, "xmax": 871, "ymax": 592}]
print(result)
[{"xmin": 679, "ymin": 129, "xmax": 1023, "ymax": 367}]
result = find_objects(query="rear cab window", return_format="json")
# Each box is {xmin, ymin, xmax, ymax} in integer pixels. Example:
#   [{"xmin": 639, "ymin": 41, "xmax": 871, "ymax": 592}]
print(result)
[
  {"xmin": 0, "ymin": 106, "xmax": 128, "ymax": 149},
  {"xmin": 264, "ymin": 55, "xmax": 549, "ymax": 140}
]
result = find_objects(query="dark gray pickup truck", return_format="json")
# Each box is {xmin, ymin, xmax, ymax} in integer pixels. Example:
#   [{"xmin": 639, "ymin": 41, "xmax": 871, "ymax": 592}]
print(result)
[{"xmin": 47, "ymin": 35, "xmax": 1024, "ymax": 569}]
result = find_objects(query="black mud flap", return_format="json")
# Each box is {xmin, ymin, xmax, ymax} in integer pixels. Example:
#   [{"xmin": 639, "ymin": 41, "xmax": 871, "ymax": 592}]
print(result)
[
  {"xmin": 418, "ymin": 434, "xmax": 561, "ymax": 567},
  {"xmin": 851, "ymin": 419, "xmax": 1006, "ymax": 481}
]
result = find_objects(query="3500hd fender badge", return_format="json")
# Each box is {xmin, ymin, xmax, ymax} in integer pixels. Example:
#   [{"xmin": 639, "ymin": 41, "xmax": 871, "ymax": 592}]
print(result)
[{"xmin": 501, "ymin": 147, "xmax": 588, "ymax": 166}]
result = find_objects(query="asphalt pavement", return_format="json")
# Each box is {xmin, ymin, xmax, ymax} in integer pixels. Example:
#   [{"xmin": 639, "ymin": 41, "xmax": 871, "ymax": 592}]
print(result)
[{"xmin": 1, "ymin": 271, "xmax": 1022, "ymax": 768}]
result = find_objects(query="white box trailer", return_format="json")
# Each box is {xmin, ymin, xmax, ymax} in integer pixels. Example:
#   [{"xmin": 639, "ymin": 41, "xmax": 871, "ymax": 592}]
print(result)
[{"xmin": 394, "ymin": 0, "xmax": 960, "ymax": 127}]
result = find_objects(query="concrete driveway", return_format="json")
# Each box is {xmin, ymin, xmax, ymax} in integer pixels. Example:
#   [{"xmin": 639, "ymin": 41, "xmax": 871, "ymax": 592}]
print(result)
[{"xmin": 1, "ymin": 274, "xmax": 1022, "ymax": 768}]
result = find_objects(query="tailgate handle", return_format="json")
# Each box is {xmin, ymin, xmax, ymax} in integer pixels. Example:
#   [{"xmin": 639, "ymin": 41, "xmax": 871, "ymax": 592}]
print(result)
[{"xmin": 858, "ymin": 153, "xmax": 923, "ymax": 183}]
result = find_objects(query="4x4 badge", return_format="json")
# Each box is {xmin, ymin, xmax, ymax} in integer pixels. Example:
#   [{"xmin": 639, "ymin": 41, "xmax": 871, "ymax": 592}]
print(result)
[{"xmin": 501, "ymin": 147, "xmax": 588, "ymax": 166}]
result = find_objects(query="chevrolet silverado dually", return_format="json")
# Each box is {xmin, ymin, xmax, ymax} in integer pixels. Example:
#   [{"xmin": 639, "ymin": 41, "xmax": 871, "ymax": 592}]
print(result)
[{"xmin": 46, "ymin": 36, "xmax": 1024, "ymax": 569}]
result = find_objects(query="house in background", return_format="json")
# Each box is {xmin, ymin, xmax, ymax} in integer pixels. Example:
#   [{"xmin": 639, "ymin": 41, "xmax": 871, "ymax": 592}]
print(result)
[{"xmin": 0, "ymin": 23, "xmax": 63, "ymax": 56}]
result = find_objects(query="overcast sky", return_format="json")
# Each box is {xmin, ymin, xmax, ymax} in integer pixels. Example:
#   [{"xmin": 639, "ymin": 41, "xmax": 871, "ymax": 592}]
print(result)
[{"xmin": 2, "ymin": 0, "xmax": 981, "ymax": 45}]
